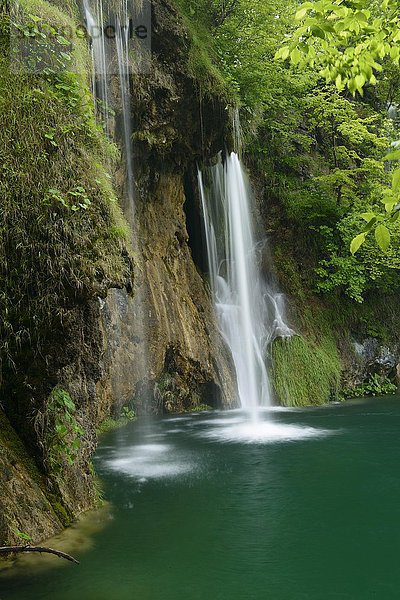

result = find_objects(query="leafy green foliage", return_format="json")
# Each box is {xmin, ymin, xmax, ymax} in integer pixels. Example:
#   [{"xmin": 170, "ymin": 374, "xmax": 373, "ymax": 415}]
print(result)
[
  {"xmin": 313, "ymin": 214, "xmax": 400, "ymax": 302},
  {"xmin": 97, "ymin": 406, "xmax": 136, "ymax": 435},
  {"xmin": 13, "ymin": 12, "xmax": 74, "ymax": 75},
  {"xmin": 276, "ymin": 0, "xmax": 400, "ymax": 96},
  {"xmin": 45, "ymin": 186, "xmax": 92, "ymax": 211},
  {"xmin": 37, "ymin": 388, "xmax": 84, "ymax": 473},
  {"xmin": 340, "ymin": 374, "xmax": 397, "ymax": 399},
  {"xmin": 275, "ymin": 0, "xmax": 400, "ymax": 253},
  {"xmin": 348, "ymin": 149, "xmax": 400, "ymax": 254}
]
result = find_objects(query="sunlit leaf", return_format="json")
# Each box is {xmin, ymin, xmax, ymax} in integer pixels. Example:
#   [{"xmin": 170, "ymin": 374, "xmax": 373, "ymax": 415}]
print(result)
[
  {"xmin": 350, "ymin": 233, "xmax": 366, "ymax": 254},
  {"xmin": 375, "ymin": 224, "xmax": 390, "ymax": 252},
  {"xmin": 360, "ymin": 212, "xmax": 376, "ymax": 222}
]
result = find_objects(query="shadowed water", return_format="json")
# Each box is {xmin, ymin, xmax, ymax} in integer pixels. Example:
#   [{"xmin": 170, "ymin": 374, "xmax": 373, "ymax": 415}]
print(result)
[{"xmin": 2, "ymin": 397, "xmax": 400, "ymax": 599}]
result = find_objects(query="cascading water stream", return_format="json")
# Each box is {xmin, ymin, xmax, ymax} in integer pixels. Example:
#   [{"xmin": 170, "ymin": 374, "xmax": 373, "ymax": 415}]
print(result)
[
  {"xmin": 82, "ymin": 0, "xmax": 135, "ymax": 210},
  {"xmin": 82, "ymin": 0, "xmax": 110, "ymax": 134},
  {"xmin": 199, "ymin": 153, "xmax": 293, "ymax": 420},
  {"xmin": 115, "ymin": 0, "xmax": 135, "ymax": 207}
]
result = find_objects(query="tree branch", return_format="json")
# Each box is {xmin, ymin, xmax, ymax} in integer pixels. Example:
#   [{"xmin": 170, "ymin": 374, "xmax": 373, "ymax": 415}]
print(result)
[{"xmin": 0, "ymin": 545, "xmax": 79, "ymax": 564}]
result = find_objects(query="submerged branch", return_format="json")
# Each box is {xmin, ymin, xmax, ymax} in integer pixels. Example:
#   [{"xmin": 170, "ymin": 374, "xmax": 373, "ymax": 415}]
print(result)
[{"xmin": 0, "ymin": 545, "xmax": 79, "ymax": 564}]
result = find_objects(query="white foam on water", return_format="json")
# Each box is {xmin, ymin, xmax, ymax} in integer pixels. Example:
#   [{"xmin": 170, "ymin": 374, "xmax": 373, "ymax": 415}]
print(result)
[
  {"xmin": 265, "ymin": 406, "xmax": 302, "ymax": 413},
  {"xmin": 105, "ymin": 443, "xmax": 196, "ymax": 480},
  {"xmin": 133, "ymin": 444, "xmax": 170, "ymax": 453},
  {"xmin": 195, "ymin": 416, "xmax": 245, "ymax": 427},
  {"xmin": 200, "ymin": 420, "xmax": 333, "ymax": 445},
  {"xmin": 166, "ymin": 428, "xmax": 186, "ymax": 433}
]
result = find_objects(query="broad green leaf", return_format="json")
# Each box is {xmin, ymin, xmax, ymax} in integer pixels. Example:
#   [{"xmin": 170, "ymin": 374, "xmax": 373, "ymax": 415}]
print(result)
[
  {"xmin": 290, "ymin": 47, "xmax": 302, "ymax": 65},
  {"xmin": 335, "ymin": 73, "xmax": 343, "ymax": 89},
  {"xmin": 375, "ymin": 224, "xmax": 390, "ymax": 252},
  {"xmin": 350, "ymin": 233, "xmax": 366, "ymax": 254},
  {"xmin": 384, "ymin": 201, "xmax": 397, "ymax": 213},
  {"xmin": 392, "ymin": 167, "xmax": 400, "ymax": 193},
  {"xmin": 360, "ymin": 212, "xmax": 376, "ymax": 222},
  {"xmin": 347, "ymin": 78, "xmax": 357, "ymax": 95},
  {"xmin": 274, "ymin": 46, "xmax": 290, "ymax": 60},
  {"xmin": 384, "ymin": 149, "xmax": 400, "ymax": 161},
  {"xmin": 355, "ymin": 73, "xmax": 366, "ymax": 89},
  {"xmin": 294, "ymin": 2, "xmax": 314, "ymax": 21},
  {"xmin": 362, "ymin": 217, "xmax": 377, "ymax": 233},
  {"xmin": 295, "ymin": 7, "xmax": 310, "ymax": 20}
]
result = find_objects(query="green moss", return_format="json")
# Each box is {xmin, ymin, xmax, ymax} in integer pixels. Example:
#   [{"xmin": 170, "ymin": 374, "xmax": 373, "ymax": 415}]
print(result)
[
  {"xmin": 0, "ymin": 3, "xmax": 132, "ymax": 372},
  {"xmin": 172, "ymin": 0, "xmax": 236, "ymax": 102},
  {"xmin": 272, "ymin": 234, "xmax": 344, "ymax": 409},
  {"xmin": 46, "ymin": 0, "xmax": 82, "ymax": 19},
  {"xmin": 357, "ymin": 293, "xmax": 400, "ymax": 345},
  {"xmin": 272, "ymin": 335, "xmax": 341, "ymax": 407},
  {"xmin": 48, "ymin": 498, "xmax": 72, "ymax": 527},
  {"xmin": 0, "ymin": 411, "xmax": 44, "ymax": 488},
  {"xmin": 0, "ymin": 409, "xmax": 73, "ymax": 538},
  {"xmin": 15, "ymin": 0, "xmax": 90, "ymax": 76},
  {"xmin": 97, "ymin": 408, "xmax": 136, "ymax": 435},
  {"xmin": 188, "ymin": 403, "xmax": 213, "ymax": 412}
]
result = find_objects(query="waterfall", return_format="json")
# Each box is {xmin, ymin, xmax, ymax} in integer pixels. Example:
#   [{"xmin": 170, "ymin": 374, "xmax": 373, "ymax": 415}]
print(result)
[
  {"xmin": 82, "ymin": 0, "xmax": 111, "ymax": 134},
  {"xmin": 232, "ymin": 108, "xmax": 243, "ymax": 159},
  {"xmin": 82, "ymin": 0, "xmax": 135, "ymax": 208},
  {"xmin": 199, "ymin": 153, "xmax": 293, "ymax": 418},
  {"xmin": 115, "ymin": 0, "xmax": 135, "ymax": 206}
]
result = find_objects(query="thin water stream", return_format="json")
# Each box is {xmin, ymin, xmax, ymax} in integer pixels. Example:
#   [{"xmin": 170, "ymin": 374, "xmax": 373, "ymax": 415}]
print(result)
[
  {"xmin": 2, "ymin": 397, "xmax": 400, "ymax": 599},
  {"xmin": 83, "ymin": 0, "xmax": 136, "ymax": 209}
]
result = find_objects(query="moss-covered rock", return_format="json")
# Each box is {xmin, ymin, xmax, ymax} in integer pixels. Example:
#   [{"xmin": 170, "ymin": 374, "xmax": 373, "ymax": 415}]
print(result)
[
  {"xmin": 0, "ymin": 0, "xmax": 133, "ymax": 541},
  {"xmin": 272, "ymin": 336, "xmax": 341, "ymax": 407},
  {"xmin": 0, "ymin": 409, "xmax": 64, "ymax": 545}
]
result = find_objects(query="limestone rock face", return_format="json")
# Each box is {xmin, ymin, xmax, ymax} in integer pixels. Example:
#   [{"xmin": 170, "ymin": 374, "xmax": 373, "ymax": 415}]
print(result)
[
  {"xmin": 98, "ymin": 173, "xmax": 237, "ymax": 415},
  {"xmin": 96, "ymin": 0, "xmax": 238, "ymax": 416}
]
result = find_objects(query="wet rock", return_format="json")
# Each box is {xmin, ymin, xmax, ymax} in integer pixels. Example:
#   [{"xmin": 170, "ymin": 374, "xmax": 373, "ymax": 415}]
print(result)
[{"xmin": 349, "ymin": 337, "xmax": 400, "ymax": 385}]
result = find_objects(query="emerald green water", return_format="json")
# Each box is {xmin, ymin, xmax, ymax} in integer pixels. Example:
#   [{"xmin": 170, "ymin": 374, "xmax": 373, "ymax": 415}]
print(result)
[{"xmin": 2, "ymin": 397, "xmax": 400, "ymax": 599}]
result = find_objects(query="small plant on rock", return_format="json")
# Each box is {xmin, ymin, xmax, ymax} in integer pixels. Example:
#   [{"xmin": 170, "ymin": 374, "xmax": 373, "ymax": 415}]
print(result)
[{"xmin": 35, "ymin": 387, "xmax": 84, "ymax": 474}]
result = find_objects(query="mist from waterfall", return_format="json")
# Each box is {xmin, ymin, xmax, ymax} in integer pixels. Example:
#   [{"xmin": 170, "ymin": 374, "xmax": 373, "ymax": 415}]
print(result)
[{"xmin": 199, "ymin": 153, "xmax": 293, "ymax": 419}]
